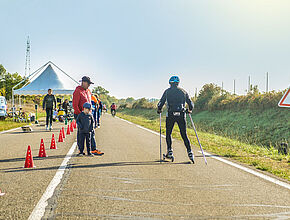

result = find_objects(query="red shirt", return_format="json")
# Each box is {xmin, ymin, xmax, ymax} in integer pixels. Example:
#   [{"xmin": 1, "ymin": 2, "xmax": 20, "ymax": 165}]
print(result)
[{"xmin": 73, "ymin": 86, "xmax": 92, "ymax": 115}]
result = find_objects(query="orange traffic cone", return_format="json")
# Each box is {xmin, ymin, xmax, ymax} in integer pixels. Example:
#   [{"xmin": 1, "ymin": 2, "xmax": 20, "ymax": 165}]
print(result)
[
  {"xmin": 62, "ymin": 127, "xmax": 65, "ymax": 139},
  {"xmin": 0, "ymin": 189, "xmax": 5, "ymax": 196},
  {"xmin": 70, "ymin": 123, "xmax": 73, "ymax": 132},
  {"xmin": 38, "ymin": 139, "xmax": 47, "ymax": 157},
  {"xmin": 50, "ymin": 134, "xmax": 57, "ymax": 149},
  {"xmin": 58, "ymin": 129, "xmax": 64, "ymax": 143},
  {"xmin": 73, "ymin": 120, "xmax": 77, "ymax": 129},
  {"xmin": 66, "ymin": 125, "xmax": 70, "ymax": 135},
  {"xmin": 24, "ymin": 145, "xmax": 34, "ymax": 168}
]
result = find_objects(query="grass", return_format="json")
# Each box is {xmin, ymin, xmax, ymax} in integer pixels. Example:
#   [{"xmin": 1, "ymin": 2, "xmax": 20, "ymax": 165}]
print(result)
[
  {"xmin": 119, "ymin": 108, "xmax": 290, "ymax": 147},
  {"xmin": 0, "ymin": 120, "xmax": 27, "ymax": 132},
  {"xmin": 118, "ymin": 109, "xmax": 290, "ymax": 182}
]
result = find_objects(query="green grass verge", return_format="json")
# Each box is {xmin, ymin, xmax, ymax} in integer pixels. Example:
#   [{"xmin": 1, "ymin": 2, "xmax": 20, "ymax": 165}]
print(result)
[
  {"xmin": 0, "ymin": 120, "xmax": 27, "ymax": 132},
  {"xmin": 117, "ymin": 110, "xmax": 290, "ymax": 182}
]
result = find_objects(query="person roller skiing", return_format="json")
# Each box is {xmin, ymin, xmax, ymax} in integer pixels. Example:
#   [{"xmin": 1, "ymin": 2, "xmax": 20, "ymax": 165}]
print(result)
[{"xmin": 157, "ymin": 76, "xmax": 195, "ymax": 163}]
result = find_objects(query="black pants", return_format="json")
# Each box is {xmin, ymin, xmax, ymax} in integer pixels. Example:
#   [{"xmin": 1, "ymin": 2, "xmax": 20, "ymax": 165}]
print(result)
[
  {"xmin": 166, "ymin": 113, "xmax": 191, "ymax": 153},
  {"xmin": 74, "ymin": 114, "xmax": 97, "ymax": 152},
  {"xmin": 79, "ymin": 133, "xmax": 91, "ymax": 154},
  {"xmin": 46, "ymin": 108, "xmax": 53, "ymax": 126}
]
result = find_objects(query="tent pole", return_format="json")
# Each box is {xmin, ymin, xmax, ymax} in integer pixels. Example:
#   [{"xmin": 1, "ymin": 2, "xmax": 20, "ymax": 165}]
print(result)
[{"xmin": 12, "ymin": 90, "xmax": 14, "ymax": 121}]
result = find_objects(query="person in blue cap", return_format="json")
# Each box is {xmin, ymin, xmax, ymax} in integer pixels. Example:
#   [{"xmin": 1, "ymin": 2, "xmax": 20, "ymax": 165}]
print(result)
[
  {"xmin": 76, "ymin": 102, "xmax": 95, "ymax": 156},
  {"xmin": 157, "ymin": 76, "xmax": 195, "ymax": 163}
]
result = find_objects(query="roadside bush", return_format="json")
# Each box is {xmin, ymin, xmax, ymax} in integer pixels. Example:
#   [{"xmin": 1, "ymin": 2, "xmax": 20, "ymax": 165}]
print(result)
[{"xmin": 132, "ymin": 98, "xmax": 155, "ymax": 109}]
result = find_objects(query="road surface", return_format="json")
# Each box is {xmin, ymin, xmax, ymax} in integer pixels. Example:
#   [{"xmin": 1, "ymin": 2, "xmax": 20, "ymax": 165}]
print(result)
[{"xmin": 0, "ymin": 114, "xmax": 289, "ymax": 219}]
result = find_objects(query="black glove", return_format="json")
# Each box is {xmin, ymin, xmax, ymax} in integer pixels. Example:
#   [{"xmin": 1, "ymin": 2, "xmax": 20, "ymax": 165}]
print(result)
[{"xmin": 157, "ymin": 109, "xmax": 162, "ymax": 114}]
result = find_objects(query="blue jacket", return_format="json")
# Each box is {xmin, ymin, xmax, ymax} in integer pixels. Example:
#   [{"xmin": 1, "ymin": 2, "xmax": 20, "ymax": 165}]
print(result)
[{"xmin": 76, "ymin": 112, "xmax": 94, "ymax": 133}]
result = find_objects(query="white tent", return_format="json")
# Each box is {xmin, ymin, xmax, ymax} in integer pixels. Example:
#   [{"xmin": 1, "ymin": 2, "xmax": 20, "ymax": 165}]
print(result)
[{"xmin": 14, "ymin": 61, "xmax": 79, "ymax": 95}]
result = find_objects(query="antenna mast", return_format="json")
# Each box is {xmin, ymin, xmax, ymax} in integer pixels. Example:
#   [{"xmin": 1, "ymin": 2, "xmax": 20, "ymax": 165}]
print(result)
[{"xmin": 24, "ymin": 36, "xmax": 31, "ymax": 77}]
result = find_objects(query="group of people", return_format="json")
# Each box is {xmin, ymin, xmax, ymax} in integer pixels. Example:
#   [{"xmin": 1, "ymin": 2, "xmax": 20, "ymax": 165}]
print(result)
[
  {"xmin": 43, "ymin": 74, "xmax": 195, "ymax": 162},
  {"xmin": 42, "ymin": 76, "xmax": 105, "ymax": 156},
  {"xmin": 72, "ymin": 76, "xmax": 105, "ymax": 156}
]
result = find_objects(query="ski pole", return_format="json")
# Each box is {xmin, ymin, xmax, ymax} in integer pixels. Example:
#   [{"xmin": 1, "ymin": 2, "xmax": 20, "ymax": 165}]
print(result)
[
  {"xmin": 188, "ymin": 113, "xmax": 208, "ymax": 165},
  {"xmin": 159, "ymin": 113, "xmax": 162, "ymax": 163}
]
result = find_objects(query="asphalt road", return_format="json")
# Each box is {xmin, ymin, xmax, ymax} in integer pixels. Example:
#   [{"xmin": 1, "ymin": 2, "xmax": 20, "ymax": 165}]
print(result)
[{"xmin": 0, "ymin": 114, "xmax": 290, "ymax": 219}]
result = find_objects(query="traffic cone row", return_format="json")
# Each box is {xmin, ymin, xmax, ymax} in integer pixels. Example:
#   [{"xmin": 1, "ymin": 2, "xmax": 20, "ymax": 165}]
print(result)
[{"xmin": 24, "ymin": 124, "xmax": 76, "ymax": 168}]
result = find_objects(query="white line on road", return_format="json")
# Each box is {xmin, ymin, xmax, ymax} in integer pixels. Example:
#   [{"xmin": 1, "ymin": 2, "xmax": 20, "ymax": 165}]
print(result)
[
  {"xmin": 117, "ymin": 116, "xmax": 166, "ymax": 138},
  {"xmin": 116, "ymin": 117, "xmax": 133, "ymax": 124},
  {"xmin": 199, "ymin": 151, "xmax": 290, "ymax": 190},
  {"xmin": 136, "ymin": 125, "xmax": 166, "ymax": 138},
  {"xmin": 28, "ymin": 142, "xmax": 77, "ymax": 220},
  {"xmin": 117, "ymin": 116, "xmax": 290, "ymax": 191}
]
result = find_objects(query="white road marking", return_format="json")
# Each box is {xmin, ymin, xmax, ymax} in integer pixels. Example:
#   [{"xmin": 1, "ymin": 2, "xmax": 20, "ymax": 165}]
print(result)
[
  {"xmin": 28, "ymin": 142, "xmax": 77, "ymax": 220},
  {"xmin": 136, "ymin": 125, "xmax": 166, "ymax": 138},
  {"xmin": 199, "ymin": 151, "xmax": 290, "ymax": 190},
  {"xmin": 116, "ymin": 117, "xmax": 133, "ymax": 125},
  {"xmin": 117, "ymin": 116, "xmax": 290, "ymax": 191},
  {"xmin": 117, "ymin": 116, "xmax": 166, "ymax": 138}
]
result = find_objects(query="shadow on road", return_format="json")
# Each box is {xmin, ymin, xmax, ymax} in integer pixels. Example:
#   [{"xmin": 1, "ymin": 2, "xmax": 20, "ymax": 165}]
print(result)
[
  {"xmin": 0, "ymin": 154, "xmax": 67, "ymax": 166},
  {"xmin": 2, "ymin": 154, "xmax": 238, "ymax": 173},
  {"xmin": 3, "ymin": 159, "xmax": 195, "ymax": 173}
]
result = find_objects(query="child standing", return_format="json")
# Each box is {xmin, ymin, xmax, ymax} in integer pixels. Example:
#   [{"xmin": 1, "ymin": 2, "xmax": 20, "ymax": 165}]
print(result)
[{"xmin": 76, "ymin": 102, "xmax": 94, "ymax": 156}]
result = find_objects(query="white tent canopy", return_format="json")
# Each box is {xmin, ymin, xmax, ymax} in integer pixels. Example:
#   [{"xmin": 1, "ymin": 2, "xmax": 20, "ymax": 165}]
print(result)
[{"xmin": 14, "ymin": 61, "xmax": 79, "ymax": 95}]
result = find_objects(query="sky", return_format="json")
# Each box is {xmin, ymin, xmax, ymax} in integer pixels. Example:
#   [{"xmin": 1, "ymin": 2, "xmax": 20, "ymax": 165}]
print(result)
[{"xmin": 0, "ymin": 0, "xmax": 290, "ymax": 99}]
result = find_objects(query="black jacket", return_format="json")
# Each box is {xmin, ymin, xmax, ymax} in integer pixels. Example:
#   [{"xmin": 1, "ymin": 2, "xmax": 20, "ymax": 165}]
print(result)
[
  {"xmin": 76, "ymin": 112, "xmax": 94, "ymax": 133},
  {"xmin": 43, "ymin": 94, "xmax": 56, "ymax": 109},
  {"xmin": 157, "ymin": 85, "xmax": 194, "ymax": 113}
]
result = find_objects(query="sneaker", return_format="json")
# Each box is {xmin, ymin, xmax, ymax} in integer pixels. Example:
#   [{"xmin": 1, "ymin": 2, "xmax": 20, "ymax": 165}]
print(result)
[
  {"xmin": 46, "ymin": 126, "xmax": 49, "ymax": 131},
  {"xmin": 77, "ymin": 152, "xmax": 84, "ymax": 157},
  {"xmin": 49, "ymin": 125, "xmax": 52, "ymax": 131},
  {"xmin": 87, "ymin": 153, "xmax": 94, "ymax": 157},
  {"xmin": 91, "ymin": 149, "xmax": 104, "ymax": 156}
]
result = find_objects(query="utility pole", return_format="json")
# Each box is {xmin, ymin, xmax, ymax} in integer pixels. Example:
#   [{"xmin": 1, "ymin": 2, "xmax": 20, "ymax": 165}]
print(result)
[
  {"xmin": 233, "ymin": 79, "xmax": 236, "ymax": 95},
  {"xmin": 24, "ymin": 36, "xmax": 31, "ymax": 77},
  {"xmin": 221, "ymin": 82, "xmax": 224, "ymax": 94},
  {"xmin": 266, "ymin": 72, "xmax": 269, "ymax": 93}
]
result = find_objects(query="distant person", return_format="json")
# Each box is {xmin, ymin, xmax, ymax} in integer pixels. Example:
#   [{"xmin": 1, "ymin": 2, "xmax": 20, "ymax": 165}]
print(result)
[
  {"xmin": 96, "ymin": 99, "xmax": 103, "ymax": 128},
  {"xmin": 110, "ymin": 103, "xmax": 117, "ymax": 116},
  {"xmin": 73, "ymin": 76, "xmax": 104, "ymax": 156},
  {"xmin": 157, "ymin": 76, "xmax": 195, "ymax": 163},
  {"xmin": 62, "ymin": 99, "xmax": 69, "ymax": 115},
  {"xmin": 76, "ymin": 103, "xmax": 94, "ymax": 156},
  {"xmin": 91, "ymin": 94, "xmax": 99, "ymax": 128},
  {"xmin": 43, "ymin": 88, "xmax": 56, "ymax": 131}
]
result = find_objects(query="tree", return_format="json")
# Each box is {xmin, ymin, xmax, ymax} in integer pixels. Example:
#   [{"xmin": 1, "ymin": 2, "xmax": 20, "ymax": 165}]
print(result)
[
  {"xmin": 0, "ymin": 64, "xmax": 28, "ymax": 99},
  {"xmin": 92, "ymin": 86, "xmax": 109, "ymax": 96},
  {"xmin": 194, "ymin": 83, "xmax": 221, "ymax": 110}
]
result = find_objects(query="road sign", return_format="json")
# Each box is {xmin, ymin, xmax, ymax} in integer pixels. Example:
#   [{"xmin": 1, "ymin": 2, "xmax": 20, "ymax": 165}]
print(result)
[{"xmin": 278, "ymin": 87, "xmax": 290, "ymax": 108}]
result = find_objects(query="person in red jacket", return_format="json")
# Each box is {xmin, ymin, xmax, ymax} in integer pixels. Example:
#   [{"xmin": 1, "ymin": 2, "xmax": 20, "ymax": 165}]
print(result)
[{"xmin": 73, "ymin": 76, "xmax": 104, "ymax": 156}]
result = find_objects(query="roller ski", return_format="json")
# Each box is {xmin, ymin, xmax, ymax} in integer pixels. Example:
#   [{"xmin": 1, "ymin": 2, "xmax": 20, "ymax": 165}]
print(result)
[
  {"xmin": 188, "ymin": 151, "xmax": 195, "ymax": 164},
  {"xmin": 163, "ymin": 151, "xmax": 174, "ymax": 162}
]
